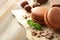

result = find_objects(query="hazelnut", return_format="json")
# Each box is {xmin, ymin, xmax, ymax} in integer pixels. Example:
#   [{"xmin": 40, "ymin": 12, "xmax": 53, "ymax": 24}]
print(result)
[
  {"xmin": 21, "ymin": 1, "xmax": 28, "ymax": 8},
  {"xmin": 24, "ymin": 5, "xmax": 31, "ymax": 13}
]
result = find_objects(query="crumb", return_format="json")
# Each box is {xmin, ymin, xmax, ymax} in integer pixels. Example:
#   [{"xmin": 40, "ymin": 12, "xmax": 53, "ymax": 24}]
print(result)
[
  {"xmin": 48, "ymin": 34, "xmax": 54, "ymax": 40},
  {"xmin": 39, "ymin": 31, "xmax": 44, "ymax": 35},
  {"xmin": 41, "ymin": 35, "xmax": 45, "ymax": 37},
  {"xmin": 22, "ymin": 15, "xmax": 28, "ymax": 19},
  {"xmin": 24, "ymin": 16, "xmax": 27, "ymax": 19},
  {"xmin": 45, "ymin": 33, "xmax": 50, "ymax": 36},
  {"xmin": 31, "ymin": 31, "xmax": 38, "ymax": 36},
  {"xmin": 55, "ymin": 36, "xmax": 58, "ymax": 38},
  {"xmin": 32, "ymin": 32, "xmax": 37, "ymax": 36},
  {"xmin": 37, "ymin": 36, "xmax": 40, "ymax": 38}
]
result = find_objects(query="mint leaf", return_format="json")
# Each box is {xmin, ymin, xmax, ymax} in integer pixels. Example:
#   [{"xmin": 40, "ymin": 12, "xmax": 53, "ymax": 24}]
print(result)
[
  {"xmin": 27, "ymin": 20, "xmax": 35, "ymax": 27},
  {"xmin": 27, "ymin": 20, "xmax": 42, "ymax": 30},
  {"xmin": 35, "ymin": 23, "xmax": 42, "ymax": 30}
]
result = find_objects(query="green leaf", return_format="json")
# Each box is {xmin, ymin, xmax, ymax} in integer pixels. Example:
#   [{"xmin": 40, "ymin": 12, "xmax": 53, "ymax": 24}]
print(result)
[
  {"xmin": 27, "ymin": 20, "xmax": 42, "ymax": 30},
  {"xmin": 34, "ymin": 23, "xmax": 42, "ymax": 30},
  {"xmin": 27, "ymin": 20, "xmax": 35, "ymax": 27}
]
